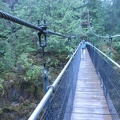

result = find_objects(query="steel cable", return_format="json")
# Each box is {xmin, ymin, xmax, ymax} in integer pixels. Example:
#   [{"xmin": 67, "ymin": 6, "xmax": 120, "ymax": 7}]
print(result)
[{"xmin": 0, "ymin": 10, "xmax": 74, "ymax": 38}]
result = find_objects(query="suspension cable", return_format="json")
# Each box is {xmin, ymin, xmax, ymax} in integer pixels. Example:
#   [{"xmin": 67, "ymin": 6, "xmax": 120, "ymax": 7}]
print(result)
[
  {"xmin": 89, "ymin": 27, "xmax": 108, "ymax": 38},
  {"xmin": 89, "ymin": 25, "xmax": 120, "ymax": 39},
  {"xmin": 0, "ymin": 10, "xmax": 72, "ymax": 38},
  {"xmin": 0, "ymin": 10, "xmax": 43, "ymax": 31},
  {"xmin": 37, "ymin": 20, "xmax": 49, "ymax": 94}
]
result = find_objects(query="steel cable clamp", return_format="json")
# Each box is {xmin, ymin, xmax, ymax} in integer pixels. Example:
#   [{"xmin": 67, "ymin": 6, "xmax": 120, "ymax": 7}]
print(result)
[
  {"xmin": 47, "ymin": 85, "xmax": 55, "ymax": 92},
  {"xmin": 37, "ymin": 20, "xmax": 48, "ymax": 48}
]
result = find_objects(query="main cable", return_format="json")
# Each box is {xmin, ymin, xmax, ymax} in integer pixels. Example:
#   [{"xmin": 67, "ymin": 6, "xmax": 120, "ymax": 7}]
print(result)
[{"xmin": 0, "ymin": 10, "xmax": 73, "ymax": 38}]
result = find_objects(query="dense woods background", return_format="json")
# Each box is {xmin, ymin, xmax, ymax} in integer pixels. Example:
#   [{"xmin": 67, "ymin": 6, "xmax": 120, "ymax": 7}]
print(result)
[{"xmin": 0, "ymin": 0, "xmax": 120, "ymax": 119}]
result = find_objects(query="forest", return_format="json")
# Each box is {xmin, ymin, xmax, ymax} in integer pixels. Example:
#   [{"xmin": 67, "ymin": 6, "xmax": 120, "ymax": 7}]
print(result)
[{"xmin": 0, "ymin": 0, "xmax": 120, "ymax": 119}]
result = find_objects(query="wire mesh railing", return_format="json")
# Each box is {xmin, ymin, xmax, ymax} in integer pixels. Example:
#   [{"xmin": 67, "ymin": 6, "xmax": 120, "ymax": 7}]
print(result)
[
  {"xmin": 87, "ymin": 43, "xmax": 120, "ymax": 120},
  {"xmin": 28, "ymin": 44, "xmax": 81, "ymax": 120}
]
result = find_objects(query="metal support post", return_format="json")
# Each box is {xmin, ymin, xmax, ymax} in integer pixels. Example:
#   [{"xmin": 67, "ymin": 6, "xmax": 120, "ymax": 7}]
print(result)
[
  {"xmin": 68, "ymin": 37, "xmax": 72, "ymax": 57},
  {"xmin": 37, "ymin": 20, "xmax": 50, "ymax": 120}
]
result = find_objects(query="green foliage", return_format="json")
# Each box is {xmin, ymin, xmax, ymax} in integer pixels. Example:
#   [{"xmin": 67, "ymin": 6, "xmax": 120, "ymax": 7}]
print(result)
[
  {"xmin": 24, "ymin": 65, "xmax": 42, "ymax": 82},
  {"xmin": 0, "ymin": 41, "xmax": 14, "ymax": 73},
  {"xmin": 15, "ymin": 42, "xmax": 35, "ymax": 57},
  {"xmin": 17, "ymin": 53, "xmax": 42, "ymax": 83},
  {"xmin": 46, "ymin": 57, "xmax": 60, "ymax": 68},
  {"xmin": 17, "ymin": 53, "xmax": 33, "ymax": 69},
  {"xmin": 114, "ymin": 41, "xmax": 120, "ymax": 58},
  {"xmin": 0, "ymin": 0, "xmax": 83, "ymax": 85},
  {"xmin": 87, "ymin": 0, "xmax": 104, "ymax": 34},
  {"xmin": 0, "ymin": 0, "xmax": 9, "ymax": 11},
  {"xmin": 114, "ymin": 41, "xmax": 120, "ymax": 53}
]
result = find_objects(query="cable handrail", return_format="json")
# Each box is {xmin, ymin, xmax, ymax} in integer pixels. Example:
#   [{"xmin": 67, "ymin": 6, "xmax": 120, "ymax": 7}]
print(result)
[
  {"xmin": 0, "ymin": 10, "xmax": 73, "ymax": 38},
  {"xmin": 89, "ymin": 27, "xmax": 108, "ymax": 38},
  {"xmin": 89, "ymin": 26, "xmax": 120, "ymax": 39},
  {"xmin": 89, "ymin": 27, "xmax": 120, "ymax": 38}
]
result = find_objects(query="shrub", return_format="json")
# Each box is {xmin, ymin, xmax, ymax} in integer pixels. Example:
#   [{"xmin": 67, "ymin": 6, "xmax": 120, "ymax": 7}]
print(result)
[
  {"xmin": 0, "ymin": 41, "xmax": 14, "ymax": 73},
  {"xmin": 17, "ymin": 53, "xmax": 42, "ymax": 83}
]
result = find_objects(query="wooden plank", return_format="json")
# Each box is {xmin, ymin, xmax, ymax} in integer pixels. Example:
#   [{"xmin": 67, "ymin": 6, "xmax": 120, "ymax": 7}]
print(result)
[
  {"xmin": 72, "ymin": 107, "xmax": 110, "ymax": 114},
  {"xmin": 70, "ymin": 49, "xmax": 112, "ymax": 120},
  {"xmin": 71, "ymin": 114, "xmax": 112, "ymax": 120}
]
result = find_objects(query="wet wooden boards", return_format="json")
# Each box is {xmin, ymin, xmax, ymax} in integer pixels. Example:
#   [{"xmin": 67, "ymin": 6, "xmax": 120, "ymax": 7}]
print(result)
[{"xmin": 70, "ymin": 49, "xmax": 112, "ymax": 120}]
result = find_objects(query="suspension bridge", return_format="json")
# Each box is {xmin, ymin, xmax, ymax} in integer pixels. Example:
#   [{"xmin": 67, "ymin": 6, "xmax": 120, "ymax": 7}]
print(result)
[{"xmin": 0, "ymin": 11, "xmax": 120, "ymax": 120}]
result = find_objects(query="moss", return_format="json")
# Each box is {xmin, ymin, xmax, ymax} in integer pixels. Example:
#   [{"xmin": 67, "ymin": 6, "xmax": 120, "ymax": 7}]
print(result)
[
  {"xmin": 2, "ymin": 106, "xmax": 14, "ymax": 113},
  {"xmin": 25, "ymin": 85, "xmax": 35, "ymax": 93},
  {"xmin": 0, "ymin": 108, "xmax": 3, "ymax": 115},
  {"xmin": 23, "ymin": 100, "xmax": 30, "ymax": 106}
]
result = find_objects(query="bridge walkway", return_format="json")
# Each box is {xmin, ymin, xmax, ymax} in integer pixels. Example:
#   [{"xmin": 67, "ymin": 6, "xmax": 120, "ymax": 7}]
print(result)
[{"xmin": 70, "ymin": 49, "xmax": 112, "ymax": 120}]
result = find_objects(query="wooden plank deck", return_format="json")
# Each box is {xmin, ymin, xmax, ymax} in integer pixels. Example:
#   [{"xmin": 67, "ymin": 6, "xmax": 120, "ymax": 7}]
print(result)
[{"xmin": 70, "ymin": 49, "xmax": 112, "ymax": 120}]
